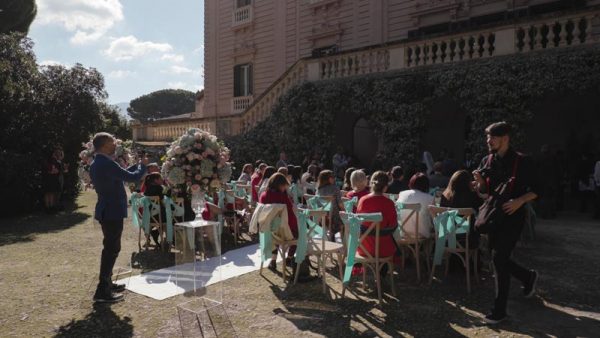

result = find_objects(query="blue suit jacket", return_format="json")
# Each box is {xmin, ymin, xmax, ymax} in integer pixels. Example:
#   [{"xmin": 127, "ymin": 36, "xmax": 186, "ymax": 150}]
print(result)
[{"xmin": 90, "ymin": 154, "xmax": 147, "ymax": 221}]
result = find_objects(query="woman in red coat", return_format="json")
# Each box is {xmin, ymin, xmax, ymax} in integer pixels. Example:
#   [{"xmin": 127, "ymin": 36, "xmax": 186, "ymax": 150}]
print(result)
[
  {"xmin": 356, "ymin": 171, "xmax": 398, "ymax": 259},
  {"xmin": 259, "ymin": 173, "xmax": 298, "ymax": 269}
]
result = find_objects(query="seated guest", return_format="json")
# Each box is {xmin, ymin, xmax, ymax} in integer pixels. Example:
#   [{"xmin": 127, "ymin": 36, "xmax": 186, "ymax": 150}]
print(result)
[
  {"xmin": 440, "ymin": 170, "xmax": 482, "ymax": 248},
  {"xmin": 356, "ymin": 171, "xmax": 398, "ymax": 259},
  {"xmin": 258, "ymin": 166, "xmax": 277, "ymax": 197},
  {"xmin": 251, "ymin": 163, "xmax": 267, "ymax": 203},
  {"xmin": 346, "ymin": 170, "xmax": 370, "ymax": 209},
  {"xmin": 277, "ymin": 166, "xmax": 289, "ymax": 177},
  {"xmin": 237, "ymin": 163, "xmax": 253, "ymax": 184},
  {"xmin": 259, "ymin": 173, "xmax": 298, "ymax": 269},
  {"xmin": 139, "ymin": 163, "xmax": 161, "ymax": 193},
  {"xmin": 429, "ymin": 161, "xmax": 450, "ymax": 189},
  {"xmin": 142, "ymin": 173, "xmax": 167, "ymax": 246},
  {"xmin": 397, "ymin": 173, "xmax": 434, "ymax": 238},
  {"xmin": 387, "ymin": 166, "xmax": 408, "ymax": 194},
  {"xmin": 342, "ymin": 167, "xmax": 357, "ymax": 192},
  {"xmin": 316, "ymin": 170, "xmax": 345, "ymax": 241},
  {"xmin": 301, "ymin": 164, "xmax": 318, "ymax": 194}
]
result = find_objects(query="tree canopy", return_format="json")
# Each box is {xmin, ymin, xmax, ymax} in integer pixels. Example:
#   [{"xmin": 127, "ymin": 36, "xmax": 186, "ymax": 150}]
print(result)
[
  {"xmin": 0, "ymin": 0, "xmax": 37, "ymax": 34},
  {"xmin": 127, "ymin": 89, "xmax": 196, "ymax": 121},
  {"xmin": 0, "ymin": 33, "xmax": 130, "ymax": 216}
]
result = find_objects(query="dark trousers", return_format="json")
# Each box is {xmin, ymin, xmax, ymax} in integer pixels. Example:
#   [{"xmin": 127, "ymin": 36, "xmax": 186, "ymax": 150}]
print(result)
[
  {"xmin": 97, "ymin": 219, "xmax": 124, "ymax": 293},
  {"xmin": 489, "ymin": 222, "xmax": 531, "ymax": 315}
]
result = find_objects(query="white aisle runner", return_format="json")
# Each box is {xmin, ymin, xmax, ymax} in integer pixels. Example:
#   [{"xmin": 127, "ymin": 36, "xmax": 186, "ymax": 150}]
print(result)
[{"xmin": 120, "ymin": 244, "xmax": 272, "ymax": 300}]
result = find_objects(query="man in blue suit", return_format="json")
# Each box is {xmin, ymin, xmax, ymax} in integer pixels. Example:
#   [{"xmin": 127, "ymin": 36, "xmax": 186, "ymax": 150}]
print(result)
[{"xmin": 90, "ymin": 132, "xmax": 148, "ymax": 303}]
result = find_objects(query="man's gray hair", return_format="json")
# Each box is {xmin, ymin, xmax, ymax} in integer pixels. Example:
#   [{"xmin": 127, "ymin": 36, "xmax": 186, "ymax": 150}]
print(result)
[
  {"xmin": 92, "ymin": 132, "xmax": 114, "ymax": 151},
  {"xmin": 350, "ymin": 170, "xmax": 367, "ymax": 190}
]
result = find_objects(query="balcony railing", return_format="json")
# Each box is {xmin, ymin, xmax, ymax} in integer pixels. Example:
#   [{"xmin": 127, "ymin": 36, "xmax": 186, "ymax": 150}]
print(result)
[
  {"xmin": 232, "ymin": 5, "xmax": 253, "ymax": 28},
  {"xmin": 232, "ymin": 95, "xmax": 253, "ymax": 114},
  {"xmin": 216, "ymin": 9, "xmax": 600, "ymax": 135}
]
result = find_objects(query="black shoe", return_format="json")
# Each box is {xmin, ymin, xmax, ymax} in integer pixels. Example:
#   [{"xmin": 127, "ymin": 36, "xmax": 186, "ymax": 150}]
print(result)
[
  {"xmin": 111, "ymin": 283, "xmax": 126, "ymax": 292},
  {"xmin": 483, "ymin": 312, "xmax": 507, "ymax": 324},
  {"xmin": 93, "ymin": 292, "xmax": 124, "ymax": 303},
  {"xmin": 268, "ymin": 260, "xmax": 277, "ymax": 271},
  {"xmin": 285, "ymin": 257, "xmax": 294, "ymax": 267},
  {"xmin": 523, "ymin": 270, "xmax": 538, "ymax": 298}
]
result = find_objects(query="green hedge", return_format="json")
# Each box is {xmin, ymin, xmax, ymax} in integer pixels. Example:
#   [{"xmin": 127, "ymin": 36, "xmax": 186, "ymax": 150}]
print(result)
[{"xmin": 227, "ymin": 45, "xmax": 600, "ymax": 171}]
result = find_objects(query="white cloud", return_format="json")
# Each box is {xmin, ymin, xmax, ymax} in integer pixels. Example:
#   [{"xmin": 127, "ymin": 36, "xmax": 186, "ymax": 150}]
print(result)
[
  {"xmin": 167, "ymin": 82, "xmax": 204, "ymax": 91},
  {"xmin": 161, "ymin": 53, "xmax": 185, "ymax": 63},
  {"xmin": 107, "ymin": 70, "xmax": 135, "ymax": 79},
  {"xmin": 163, "ymin": 65, "xmax": 193, "ymax": 75},
  {"xmin": 104, "ymin": 35, "xmax": 173, "ymax": 61},
  {"xmin": 36, "ymin": 0, "xmax": 124, "ymax": 45},
  {"xmin": 192, "ymin": 45, "xmax": 204, "ymax": 55}
]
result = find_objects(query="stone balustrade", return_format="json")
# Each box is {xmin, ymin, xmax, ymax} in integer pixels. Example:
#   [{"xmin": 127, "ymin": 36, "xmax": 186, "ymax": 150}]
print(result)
[
  {"xmin": 220, "ymin": 10, "xmax": 600, "ymax": 135},
  {"xmin": 232, "ymin": 95, "xmax": 253, "ymax": 114},
  {"xmin": 232, "ymin": 5, "xmax": 253, "ymax": 28}
]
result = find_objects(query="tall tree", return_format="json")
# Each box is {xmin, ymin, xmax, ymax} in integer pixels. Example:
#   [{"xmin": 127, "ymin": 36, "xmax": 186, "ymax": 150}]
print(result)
[
  {"xmin": 127, "ymin": 89, "xmax": 196, "ymax": 121},
  {"xmin": 0, "ymin": 0, "xmax": 37, "ymax": 34},
  {"xmin": 0, "ymin": 33, "xmax": 131, "ymax": 216}
]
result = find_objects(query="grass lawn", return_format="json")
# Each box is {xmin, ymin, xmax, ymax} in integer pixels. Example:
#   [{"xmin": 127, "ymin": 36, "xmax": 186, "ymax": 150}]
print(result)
[{"xmin": 1, "ymin": 191, "xmax": 598, "ymax": 337}]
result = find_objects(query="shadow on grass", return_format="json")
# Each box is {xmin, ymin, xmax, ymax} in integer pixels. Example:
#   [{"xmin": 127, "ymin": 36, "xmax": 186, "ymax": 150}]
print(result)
[
  {"xmin": 54, "ymin": 303, "xmax": 133, "ymax": 338},
  {"xmin": 0, "ymin": 202, "xmax": 90, "ymax": 246}
]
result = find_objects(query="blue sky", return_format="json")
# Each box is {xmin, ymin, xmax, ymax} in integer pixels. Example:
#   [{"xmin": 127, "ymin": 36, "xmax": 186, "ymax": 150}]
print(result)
[{"xmin": 29, "ymin": 0, "xmax": 205, "ymax": 105}]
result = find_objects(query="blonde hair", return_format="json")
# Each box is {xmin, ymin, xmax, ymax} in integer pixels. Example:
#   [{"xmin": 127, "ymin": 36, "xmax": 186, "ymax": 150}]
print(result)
[{"xmin": 350, "ymin": 170, "xmax": 367, "ymax": 191}]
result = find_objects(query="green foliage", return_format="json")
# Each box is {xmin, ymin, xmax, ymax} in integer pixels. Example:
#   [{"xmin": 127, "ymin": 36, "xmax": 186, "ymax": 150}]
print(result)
[
  {"xmin": 0, "ymin": 0, "xmax": 37, "ymax": 34},
  {"xmin": 227, "ymin": 45, "xmax": 600, "ymax": 170},
  {"xmin": 128, "ymin": 89, "xmax": 196, "ymax": 121},
  {"xmin": 0, "ymin": 33, "xmax": 131, "ymax": 216}
]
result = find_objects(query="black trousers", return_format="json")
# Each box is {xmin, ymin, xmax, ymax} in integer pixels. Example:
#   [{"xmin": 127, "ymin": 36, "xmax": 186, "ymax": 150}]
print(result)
[
  {"xmin": 489, "ymin": 221, "xmax": 531, "ymax": 315},
  {"xmin": 97, "ymin": 219, "xmax": 124, "ymax": 293}
]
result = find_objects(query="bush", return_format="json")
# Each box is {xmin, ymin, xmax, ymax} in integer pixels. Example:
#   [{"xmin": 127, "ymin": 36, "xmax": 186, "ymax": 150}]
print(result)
[{"xmin": 226, "ymin": 44, "xmax": 600, "ymax": 171}]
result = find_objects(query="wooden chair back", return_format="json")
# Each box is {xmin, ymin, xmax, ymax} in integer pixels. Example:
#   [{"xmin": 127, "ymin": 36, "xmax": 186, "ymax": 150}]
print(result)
[{"xmin": 397, "ymin": 203, "xmax": 421, "ymax": 240}]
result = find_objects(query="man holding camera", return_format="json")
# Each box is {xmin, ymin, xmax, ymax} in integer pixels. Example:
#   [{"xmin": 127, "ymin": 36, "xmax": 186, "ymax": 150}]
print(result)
[
  {"xmin": 90, "ymin": 132, "xmax": 148, "ymax": 303},
  {"xmin": 473, "ymin": 122, "xmax": 540, "ymax": 324}
]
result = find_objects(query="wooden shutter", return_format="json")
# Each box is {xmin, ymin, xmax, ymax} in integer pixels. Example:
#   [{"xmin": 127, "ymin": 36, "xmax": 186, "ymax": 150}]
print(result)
[{"xmin": 233, "ymin": 65, "xmax": 241, "ymax": 97}]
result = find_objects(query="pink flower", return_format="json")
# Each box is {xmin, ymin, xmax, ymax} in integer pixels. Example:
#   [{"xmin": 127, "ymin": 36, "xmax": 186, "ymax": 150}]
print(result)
[
  {"xmin": 174, "ymin": 146, "xmax": 183, "ymax": 155},
  {"xmin": 194, "ymin": 174, "xmax": 202, "ymax": 181}
]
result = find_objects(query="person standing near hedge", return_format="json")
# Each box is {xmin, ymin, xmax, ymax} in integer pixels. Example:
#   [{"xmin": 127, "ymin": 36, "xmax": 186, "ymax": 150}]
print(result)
[
  {"xmin": 472, "ymin": 122, "xmax": 540, "ymax": 324},
  {"xmin": 90, "ymin": 132, "xmax": 148, "ymax": 303}
]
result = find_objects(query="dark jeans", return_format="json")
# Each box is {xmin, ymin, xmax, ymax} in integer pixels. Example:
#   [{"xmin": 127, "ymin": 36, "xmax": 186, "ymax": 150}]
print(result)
[
  {"xmin": 489, "ymin": 222, "xmax": 532, "ymax": 315},
  {"xmin": 97, "ymin": 219, "xmax": 124, "ymax": 294}
]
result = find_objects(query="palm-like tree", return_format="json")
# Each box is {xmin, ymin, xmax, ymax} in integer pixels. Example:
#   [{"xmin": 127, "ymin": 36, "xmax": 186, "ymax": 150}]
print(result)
[{"xmin": 0, "ymin": 0, "xmax": 37, "ymax": 35}]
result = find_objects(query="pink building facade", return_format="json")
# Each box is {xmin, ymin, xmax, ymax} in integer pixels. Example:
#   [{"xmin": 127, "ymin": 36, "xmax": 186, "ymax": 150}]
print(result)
[{"xmin": 133, "ymin": 1, "xmax": 600, "ymax": 141}]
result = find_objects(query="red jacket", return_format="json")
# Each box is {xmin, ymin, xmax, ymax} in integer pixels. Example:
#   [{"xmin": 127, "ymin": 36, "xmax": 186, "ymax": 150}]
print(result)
[{"xmin": 356, "ymin": 194, "xmax": 397, "ymax": 258}]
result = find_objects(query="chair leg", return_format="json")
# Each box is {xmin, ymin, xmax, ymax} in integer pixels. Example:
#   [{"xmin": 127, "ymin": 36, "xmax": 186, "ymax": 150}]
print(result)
[
  {"xmin": 281, "ymin": 248, "xmax": 287, "ymax": 283},
  {"xmin": 375, "ymin": 263, "xmax": 382, "ymax": 304},
  {"xmin": 424, "ymin": 241, "xmax": 432, "ymax": 274},
  {"xmin": 473, "ymin": 250, "xmax": 480, "ymax": 284},
  {"xmin": 444, "ymin": 254, "xmax": 450, "ymax": 277},
  {"xmin": 389, "ymin": 261, "xmax": 396, "ymax": 297},
  {"xmin": 465, "ymin": 251, "xmax": 471, "ymax": 294},
  {"xmin": 429, "ymin": 263, "xmax": 436, "ymax": 285},
  {"xmin": 415, "ymin": 244, "xmax": 421, "ymax": 283},
  {"xmin": 138, "ymin": 228, "xmax": 142, "ymax": 251},
  {"xmin": 293, "ymin": 256, "xmax": 301, "ymax": 285},
  {"xmin": 321, "ymin": 255, "xmax": 327, "ymax": 294},
  {"xmin": 259, "ymin": 260, "xmax": 264, "ymax": 275},
  {"xmin": 336, "ymin": 252, "xmax": 344, "ymax": 281}
]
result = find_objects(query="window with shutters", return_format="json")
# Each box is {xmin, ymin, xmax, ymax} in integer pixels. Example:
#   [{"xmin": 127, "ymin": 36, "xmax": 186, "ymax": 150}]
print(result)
[{"xmin": 233, "ymin": 63, "xmax": 253, "ymax": 97}]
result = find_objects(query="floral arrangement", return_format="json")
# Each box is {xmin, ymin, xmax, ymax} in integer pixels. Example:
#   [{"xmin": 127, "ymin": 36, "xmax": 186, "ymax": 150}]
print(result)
[
  {"xmin": 161, "ymin": 128, "xmax": 232, "ymax": 196},
  {"xmin": 77, "ymin": 138, "xmax": 133, "ymax": 189}
]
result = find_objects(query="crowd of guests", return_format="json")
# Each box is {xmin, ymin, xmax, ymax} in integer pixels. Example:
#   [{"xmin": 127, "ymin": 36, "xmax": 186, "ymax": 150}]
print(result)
[{"xmin": 236, "ymin": 150, "xmax": 491, "ymax": 275}]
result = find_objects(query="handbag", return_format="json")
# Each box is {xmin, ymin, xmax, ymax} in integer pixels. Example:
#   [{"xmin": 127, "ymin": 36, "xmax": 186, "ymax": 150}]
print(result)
[{"xmin": 475, "ymin": 153, "xmax": 520, "ymax": 234}]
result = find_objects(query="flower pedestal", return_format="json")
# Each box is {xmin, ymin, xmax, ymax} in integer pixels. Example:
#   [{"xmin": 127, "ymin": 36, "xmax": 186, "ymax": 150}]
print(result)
[{"xmin": 173, "ymin": 218, "xmax": 234, "ymax": 337}]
